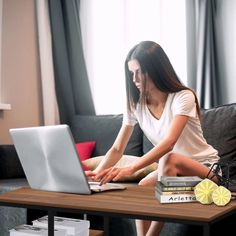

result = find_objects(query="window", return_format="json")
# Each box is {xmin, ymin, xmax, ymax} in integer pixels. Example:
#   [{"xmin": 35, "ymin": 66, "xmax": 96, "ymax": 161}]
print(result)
[{"xmin": 80, "ymin": 0, "xmax": 187, "ymax": 114}]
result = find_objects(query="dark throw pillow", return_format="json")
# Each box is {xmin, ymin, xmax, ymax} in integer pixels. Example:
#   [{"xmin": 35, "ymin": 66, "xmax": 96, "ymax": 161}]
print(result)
[
  {"xmin": 70, "ymin": 114, "xmax": 143, "ymax": 157},
  {"xmin": 201, "ymin": 103, "xmax": 236, "ymax": 178}
]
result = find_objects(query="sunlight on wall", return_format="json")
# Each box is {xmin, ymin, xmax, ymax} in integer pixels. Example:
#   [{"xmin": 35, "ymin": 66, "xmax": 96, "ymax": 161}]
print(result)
[{"xmin": 80, "ymin": 0, "xmax": 187, "ymax": 114}]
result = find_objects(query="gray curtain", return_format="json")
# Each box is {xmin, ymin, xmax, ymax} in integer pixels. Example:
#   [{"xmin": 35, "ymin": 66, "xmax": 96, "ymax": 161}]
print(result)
[
  {"xmin": 186, "ymin": 0, "xmax": 220, "ymax": 108},
  {"xmin": 48, "ymin": 0, "xmax": 95, "ymax": 124}
]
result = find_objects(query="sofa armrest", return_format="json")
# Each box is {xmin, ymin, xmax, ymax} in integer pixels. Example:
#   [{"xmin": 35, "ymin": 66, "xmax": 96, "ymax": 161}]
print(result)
[{"xmin": 0, "ymin": 145, "xmax": 25, "ymax": 179}]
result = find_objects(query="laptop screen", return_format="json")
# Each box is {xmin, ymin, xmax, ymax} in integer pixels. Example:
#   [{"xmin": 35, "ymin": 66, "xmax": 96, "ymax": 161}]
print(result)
[{"xmin": 10, "ymin": 125, "xmax": 92, "ymax": 194}]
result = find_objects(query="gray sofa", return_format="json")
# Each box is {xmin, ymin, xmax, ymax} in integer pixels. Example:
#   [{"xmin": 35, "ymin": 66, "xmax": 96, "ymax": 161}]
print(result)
[{"xmin": 1, "ymin": 103, "xmax": 236, "ymax": 236}]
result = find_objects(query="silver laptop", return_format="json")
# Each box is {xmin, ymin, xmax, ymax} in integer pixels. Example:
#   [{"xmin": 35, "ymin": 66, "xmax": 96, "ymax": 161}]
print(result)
[{"xmin": 9, "ymin": 125, "xmax": 126, "ymax": 194}]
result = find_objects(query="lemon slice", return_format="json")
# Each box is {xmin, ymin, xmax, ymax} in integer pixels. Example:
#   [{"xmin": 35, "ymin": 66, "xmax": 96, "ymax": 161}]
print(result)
[
  {"xmin": 212, "ymin": 186, "xmax": 231, "ymax": 206},
  {"xmin": 194, "ymin": 179, "xmax": 218, "ymax": 204}
]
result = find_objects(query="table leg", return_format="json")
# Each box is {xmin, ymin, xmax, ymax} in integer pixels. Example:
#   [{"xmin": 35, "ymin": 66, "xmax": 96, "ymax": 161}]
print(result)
[
  {"xmin": 203, "ymin": 223, "xmax": 210, "ymax": 236},
  {"xmin": 103, "ymin": 216, "xmax": 109, "ymax": 236},
  {"xmin": 48, "ymin": 210, "xmax": 55, "ymax": 236}
]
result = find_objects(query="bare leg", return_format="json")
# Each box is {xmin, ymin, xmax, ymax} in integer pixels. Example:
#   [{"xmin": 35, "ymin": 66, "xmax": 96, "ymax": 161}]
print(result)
[
  {"xmin": 136, "ymin": 170, "xmax": 161, "ymax": 236},
  {"xmin": 146, "ymin": 221, "xmax": 164, "ymax": 236},
  {"xmin": 136, "ymin": 220, "xmax": 151, "ymax": 236},
  {"xmin": 160, "ymin": 153, "xmax": 219, "ymax": 184},
  {"xmin": 136, "ymin": 153, "xmax": 218, "ymax": 236}
]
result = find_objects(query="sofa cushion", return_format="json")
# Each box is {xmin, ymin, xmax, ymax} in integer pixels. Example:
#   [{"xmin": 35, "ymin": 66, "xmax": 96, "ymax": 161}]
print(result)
[
  {"xmin": 70, "ymin": 114, "xmax": 143, "ymax": 157},
  {"xmin": 0, "ymin": 145, "xmax": 25, "ymax": 179},
  {"xmin": 143, "ymin": 135, "xmax": 154, "ymax": 154},
  {"xmin": 75, "ymin": 141, "xmax": 96, "ymax": 170},
  {"xmin": 75, "ymin": 141, "xmax": 96, "ymax": 161},
  {"xmin": 201, "ymin": 103, "xmax": 236, "ymax": 178}
]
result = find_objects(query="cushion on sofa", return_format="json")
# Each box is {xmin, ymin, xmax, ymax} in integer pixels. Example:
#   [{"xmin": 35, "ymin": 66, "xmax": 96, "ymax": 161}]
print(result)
[
  {"xmin": 75, "ymin": 141, "xmax": 96, "ymax": 170},
  {"xmin": 0, "ymin": 145, "xmax": 25, "ymax": 179},
  {"xmin": 75, "ymin": 141, "xmax": 96, "ymax": 161},
  {"xmin": 200, "ymin": 103, "xmax": 236, "ymax": 178},
  {"xmin": 70, "ymin": 114, "xmax": 143, "ymax": 157}
]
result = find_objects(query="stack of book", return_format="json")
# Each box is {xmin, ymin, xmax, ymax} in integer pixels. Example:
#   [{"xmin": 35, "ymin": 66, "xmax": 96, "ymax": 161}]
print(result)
[
  {"xmin": 9, "ymin": 216, "xmax": 90, "ymax": 236},
  {"xmin": 32, "ymin": 215, "xmax": 90, "ymax": 236},
  {"xmin": 155, "ymin": 176, "xmax": 202, "ymax": 203},
  {"xmin": 9, "ymin": 224, "xmax": 66, "ymax": 236}
]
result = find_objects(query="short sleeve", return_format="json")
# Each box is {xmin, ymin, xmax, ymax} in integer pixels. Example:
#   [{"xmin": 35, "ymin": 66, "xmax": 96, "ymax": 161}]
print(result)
[
  {"xmin": 172, "ymin": 90, "xmax": 197, "ymax": 118},
  {"xmin": 122, "ymin": 105, "xmax": 138, "ymax": 126}
]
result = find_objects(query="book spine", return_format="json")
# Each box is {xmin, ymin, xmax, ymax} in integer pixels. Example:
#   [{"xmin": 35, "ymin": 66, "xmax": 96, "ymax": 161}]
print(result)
[
  {"xmin": 155, "ymin": 192, "xmax": 197, "ymax": 203},
  {"xmin": 155, "ymin": 188, "xmax": 194, "ymax": 195},
  {"xmin": 160, "ymin": 181, "xmax": 199, "ymax": 187},
  {"xmin": 156, "ymin": 185, "xmax": 195, "ymax": 192},
  {"xmin": 160, "ymin": 177, "xmax": 201, "ymax": 187}
]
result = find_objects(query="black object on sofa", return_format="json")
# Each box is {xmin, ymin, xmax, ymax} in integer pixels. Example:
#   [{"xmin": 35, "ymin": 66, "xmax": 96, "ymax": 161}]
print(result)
[{"xmin": 1, "ymin": 103, "xmax": 236, "ymax": 236}]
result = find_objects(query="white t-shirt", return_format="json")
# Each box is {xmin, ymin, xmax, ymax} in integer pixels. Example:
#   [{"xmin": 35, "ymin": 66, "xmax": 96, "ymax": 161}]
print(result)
[{"xmin": 123, "ymin": 90, "xmax": 219, "ymax": 165}]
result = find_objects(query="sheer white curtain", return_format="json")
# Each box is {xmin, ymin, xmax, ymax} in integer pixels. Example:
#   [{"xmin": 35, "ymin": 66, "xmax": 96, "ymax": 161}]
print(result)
[
  {"xmin": 80, "ymin": 0, "xmax": 187, "ymax": 114},
  {"xmin": 36, "ymin": 0, "xmax": 59, "ymax": 125}
]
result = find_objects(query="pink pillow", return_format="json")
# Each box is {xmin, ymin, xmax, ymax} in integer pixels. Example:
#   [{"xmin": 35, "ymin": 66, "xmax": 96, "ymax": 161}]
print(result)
[{"xmin": 75, "ymin": 141, "xmax": 96, "ymax": 170}]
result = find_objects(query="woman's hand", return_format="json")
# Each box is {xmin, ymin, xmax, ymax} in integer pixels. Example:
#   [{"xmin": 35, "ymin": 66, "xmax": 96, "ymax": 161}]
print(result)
[
  {"xmin": 84, "ymin": 170, "xmax": 97, "ymax": 181},
  {"xmin": 96, "ymin": 166, "xmax": 136, "ymax": 185},
  {"xmin": 85, "ymin": 170, "xmax": 96, "ymax": 177}
]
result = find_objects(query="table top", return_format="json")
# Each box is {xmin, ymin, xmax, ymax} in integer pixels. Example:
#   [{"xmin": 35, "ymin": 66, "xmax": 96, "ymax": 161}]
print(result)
[{"xmin": 0, "ymin": 186, "xmax": 236, "ymax": 223}]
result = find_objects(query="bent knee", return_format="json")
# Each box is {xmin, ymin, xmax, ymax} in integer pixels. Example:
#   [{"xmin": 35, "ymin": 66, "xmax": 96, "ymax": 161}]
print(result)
[
  {"xmin": 165, "ymin": 153, "xmax": 178, "ymax": 165},
  {"xmin": 138, "ymin": 178, "xmax": 155, "ymax": 187},
  {"xmin": 138, "ymin": 171, "xmax": 158, "ymax": 187},
  {"xmin": 163, "ymin": 153, "xmax": 179, "ymax": 176}
]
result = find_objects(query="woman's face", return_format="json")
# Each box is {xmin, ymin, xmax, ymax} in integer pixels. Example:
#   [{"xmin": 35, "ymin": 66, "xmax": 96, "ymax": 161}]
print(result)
[
  {"xmin": 128, "ymin": 59, "xmax": 155, "ymax": 93},
  {"xmin": 128, "ymin": 59, "xmax": 143, "ymax": 90}
]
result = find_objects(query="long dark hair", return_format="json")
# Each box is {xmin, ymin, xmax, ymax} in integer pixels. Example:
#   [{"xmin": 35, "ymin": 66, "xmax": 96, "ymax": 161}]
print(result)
[{"xmin": 125, "ymin": 41, "xmax": 200, "ymax": 117}]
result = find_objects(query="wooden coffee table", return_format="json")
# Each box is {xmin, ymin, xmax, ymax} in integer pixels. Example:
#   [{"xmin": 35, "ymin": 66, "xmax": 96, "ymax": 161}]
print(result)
[{"xmin": 0, "ymin": 186, "xmax": 236, "ymax": 236}]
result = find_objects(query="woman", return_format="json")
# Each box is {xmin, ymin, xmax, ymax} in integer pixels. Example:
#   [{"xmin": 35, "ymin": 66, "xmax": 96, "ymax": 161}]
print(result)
[{"xmin": 87, "ymin": 41, "xmax": 219, "ymax": 236}]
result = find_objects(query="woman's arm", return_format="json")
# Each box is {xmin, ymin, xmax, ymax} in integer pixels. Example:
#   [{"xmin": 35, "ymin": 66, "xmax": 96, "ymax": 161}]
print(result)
[
  {"xmin": 98, "ymin": 115, "xmax": 190, "ymax": 184},
  {"xmin": 94, "ymin": 124, "xmax": 134, "ymax": 173},
  {"xmin": 131, "ymin": 115, "xmax": 189, "ymax": 172}
]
